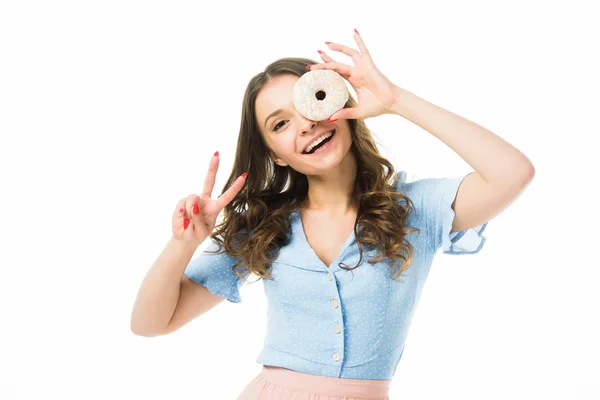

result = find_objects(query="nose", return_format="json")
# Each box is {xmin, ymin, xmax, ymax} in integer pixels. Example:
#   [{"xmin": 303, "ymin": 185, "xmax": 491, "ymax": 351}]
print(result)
[{"xmin": 299, "ymin": 115, "xmax": 318, "ymax": 135}]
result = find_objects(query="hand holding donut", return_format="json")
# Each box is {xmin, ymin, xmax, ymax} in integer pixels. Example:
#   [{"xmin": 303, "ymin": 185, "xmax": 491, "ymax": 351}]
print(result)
[
  {"xmin": 308, "ymin": 30, "xmax": 405, "ymax": 121},
  {"xmin": 172, "ymin": 153, "xmax": 247, "ymax": 246}
]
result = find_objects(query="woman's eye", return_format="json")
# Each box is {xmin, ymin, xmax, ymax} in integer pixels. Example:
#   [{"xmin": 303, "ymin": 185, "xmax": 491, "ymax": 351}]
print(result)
[{"xmin": 273, "ymin": 120, "xmax": 287, "ymax": 131}]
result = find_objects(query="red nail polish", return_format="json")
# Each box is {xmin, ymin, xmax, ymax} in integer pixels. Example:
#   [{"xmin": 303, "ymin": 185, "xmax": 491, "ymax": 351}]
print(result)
[
  {"xmin": 183, "ymin": 218, "xmax": 190, "ymax": 230},
  {"xmin": 214, "ymin": 151, "xmax": 219, "ymax": 157},
  {"xmin": 318, "ymin": 50, "xmax": 324, "ymax": 54},
  {"xmin": 325, "ymin": 41, "xmax": 332, "ymax": 45},
  {"xmin": 326, "ymin": 119, "xmax": 337, "ymax": 123},
  {"xmin": 354, "ymin": 28, "xmax": 359, "ymax": 35},
  {"xmin": 179, "ymin": 208, "xmax": 184, "ymax": 213},
  {"xmin": 306, "ymin": 65, "xmax": 311, "ymax": 70},
  {"xmin": 241, "ymin": 172, "xmax": 248, "ymax": 179},
  {"xmin": 192, "ymin": 204, "xmax": 199, "ymax": 214}
]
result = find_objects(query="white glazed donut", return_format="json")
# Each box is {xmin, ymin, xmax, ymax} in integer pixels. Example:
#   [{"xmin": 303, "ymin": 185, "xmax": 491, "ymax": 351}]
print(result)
[{"xmin": 292, "ymin": 69, "xmax": 349, "ymax": 121}]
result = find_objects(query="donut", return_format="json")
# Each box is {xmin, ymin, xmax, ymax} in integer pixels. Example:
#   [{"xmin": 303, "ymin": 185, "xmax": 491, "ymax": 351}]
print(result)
[{"xmin": 292, "ymin": 69, "xmax": 349, "ymax": 121}]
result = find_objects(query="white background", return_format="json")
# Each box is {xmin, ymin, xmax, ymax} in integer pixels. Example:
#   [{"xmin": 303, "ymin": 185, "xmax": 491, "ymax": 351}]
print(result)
[{"xmin": 1, "ymin": 0, "xmax": 598, "ymax": 399}]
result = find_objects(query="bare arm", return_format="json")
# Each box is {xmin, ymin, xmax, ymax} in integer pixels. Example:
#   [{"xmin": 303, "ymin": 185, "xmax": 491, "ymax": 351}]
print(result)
[
  {"xmin": 130, "ymin": 236, "xmax": 203, "ymax": 336},
  {"xmin": 161, "ymin": 274, "xmax": 226, "ymax": 335},
  {"xmin": 130, "ymin": 153, "xmax": 247, "ymax": 337}
]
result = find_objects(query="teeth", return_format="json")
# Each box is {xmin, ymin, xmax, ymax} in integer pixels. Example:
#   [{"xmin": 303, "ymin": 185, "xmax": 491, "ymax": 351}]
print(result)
[{"xmin": 304, "ymin": 130, "xmax": 334, "ymax": 154}]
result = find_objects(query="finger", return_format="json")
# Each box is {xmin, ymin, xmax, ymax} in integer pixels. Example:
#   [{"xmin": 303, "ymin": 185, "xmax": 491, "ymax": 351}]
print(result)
[
  {"xmin": 215, "ymin": 173, "xmax": 246, "ymax": 211},
  {"xmin": 353, "ymin": 30, "xmax": 371, "ymax": 59},
  {"xmin": 202, "ymin": 152, "xmax": 219, "ymax": 198},
  {"xmin": 329, "ymin": 107, "xmax": 361, "ymax": 121},
  {"xmin": 309, "ymin": 62, "xmax": 353, "ymax": 77},
  {"xmin": 318, "ymin": 49, "xmax": 337, "ymax": 63},
  {"xmin": 177, "ymin": 197, "xmax": 191, "ymax": 231},
  {"xmin": 190, "ymin": 195, "xmax": 206, "ymax": 228},
  {"xmin": 185, "ymin": 194, "xmax": 201, "ymax": 221},
  {"xmin": 175, "ymin": 197, "xmax": 187, "ymax": 217},
  {"xmin": 317, "ymin": 51, "xmax": 350, "ymax": 80},
  {"xmin": 325, "ymin": 42, "xmax": 361, "ymax": 62}
]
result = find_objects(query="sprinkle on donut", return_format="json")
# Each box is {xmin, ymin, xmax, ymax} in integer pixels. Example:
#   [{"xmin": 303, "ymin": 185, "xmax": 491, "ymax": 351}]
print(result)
[{"xmin": 293, "ymin": 70, "xmax": 349, "ymax": 121}]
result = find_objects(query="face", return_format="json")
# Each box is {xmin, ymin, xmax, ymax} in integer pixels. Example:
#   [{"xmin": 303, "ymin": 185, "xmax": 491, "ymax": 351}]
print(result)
[{"xmin": 255, "ymin": 74, "xmax": 353, "ymax": 176}]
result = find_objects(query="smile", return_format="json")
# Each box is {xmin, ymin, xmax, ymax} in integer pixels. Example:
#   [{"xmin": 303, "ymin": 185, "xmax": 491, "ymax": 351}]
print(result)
[{"xmin": 302, "ymin": 129, "xmax": 336, "ymax": 155}]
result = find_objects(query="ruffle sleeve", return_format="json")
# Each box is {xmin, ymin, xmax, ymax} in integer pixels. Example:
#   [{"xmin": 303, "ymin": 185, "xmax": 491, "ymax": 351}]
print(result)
[
  {"xmin": 183, "ymin": 237, "xmax": 251, "ymax": 303},
  {"xmin": 432, "ymin": 172, "xmax": 488, "ymax": 255},
  {"xmin": 396, "ymin": 170, "xmax": 488, "ymax": 255}
]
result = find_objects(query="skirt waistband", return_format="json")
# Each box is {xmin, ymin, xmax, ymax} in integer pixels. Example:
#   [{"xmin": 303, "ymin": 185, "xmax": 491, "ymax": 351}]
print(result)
[{"xmin": 260, "ymin": 365, "xmax": 390, "ymax": 398}]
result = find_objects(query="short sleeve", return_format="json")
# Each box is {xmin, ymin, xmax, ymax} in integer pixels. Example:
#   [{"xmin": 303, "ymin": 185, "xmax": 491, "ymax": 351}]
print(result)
[
  {"xmin": 183, "ymin": 238, "xmax": 250, "ymax": 303},
  {"xmin": 396, "ymin": 170, "xmax": 488, "ymax": 255}
]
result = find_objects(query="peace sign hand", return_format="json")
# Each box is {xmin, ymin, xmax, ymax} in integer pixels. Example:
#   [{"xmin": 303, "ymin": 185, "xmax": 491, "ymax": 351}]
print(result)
[
  {"xmin": 172, "ymin": 153, "xmax": 247, "ymax": 246},
  {"xmin": 309, "ymin": 30, "xmax": 405, "ymax": 121}
]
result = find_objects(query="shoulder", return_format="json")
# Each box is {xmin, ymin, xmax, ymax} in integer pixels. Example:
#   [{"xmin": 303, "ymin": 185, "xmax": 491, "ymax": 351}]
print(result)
[
  {"xmin": 394, "ymin": 170, "xmax": 463, "ymax": 229},
  {"xmin": 394, "ymin": 170, "xmax": 442, "ymax": 203},
  {"xmin": 396, "ymin": 168, "xmax": 445, "ymax": 188}
]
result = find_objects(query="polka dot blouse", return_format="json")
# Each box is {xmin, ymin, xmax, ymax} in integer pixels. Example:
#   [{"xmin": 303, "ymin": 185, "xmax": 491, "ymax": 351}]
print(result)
[{"xmin": 184, "ymin": 170, "xmax": 488, "ymax": 379}]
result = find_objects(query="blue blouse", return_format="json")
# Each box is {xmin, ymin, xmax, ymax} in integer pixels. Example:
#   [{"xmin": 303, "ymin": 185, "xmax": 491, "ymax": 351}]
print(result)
[{"xmin": 183, "ymin": 170, "xmax": 488, "ymax": 380}]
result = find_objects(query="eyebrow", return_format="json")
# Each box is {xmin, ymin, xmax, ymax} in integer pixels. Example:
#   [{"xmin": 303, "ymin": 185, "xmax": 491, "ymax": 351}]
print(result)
[{"xmin": 264, "ymin": 108, "xmax": 284, "ymax": 130}]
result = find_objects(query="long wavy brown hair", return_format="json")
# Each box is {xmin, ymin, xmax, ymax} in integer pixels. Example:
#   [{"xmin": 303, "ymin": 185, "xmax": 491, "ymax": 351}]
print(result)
[{"xmin": 206, "ymin": 57, "xmax": 420, "ymax": 284}]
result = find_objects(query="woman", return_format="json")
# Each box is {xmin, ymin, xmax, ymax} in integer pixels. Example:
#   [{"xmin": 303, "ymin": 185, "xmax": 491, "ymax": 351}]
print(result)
[{"xmin": 131, "ymin": 29, "xmax": 535, "ymax": 399}]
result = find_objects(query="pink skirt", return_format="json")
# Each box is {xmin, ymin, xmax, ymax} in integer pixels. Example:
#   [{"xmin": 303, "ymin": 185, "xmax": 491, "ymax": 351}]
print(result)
[{"xmin": 237, "ymin": 365, "xmax": 391, "ymax": 400}]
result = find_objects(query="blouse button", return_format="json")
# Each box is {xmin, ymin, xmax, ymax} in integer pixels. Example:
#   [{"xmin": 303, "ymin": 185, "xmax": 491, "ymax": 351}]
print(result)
[
  {"xmin": 331, "ymin": 299, "xmax": 339, "ymax": 308},
  {"xmin": 334, "ymin": 325, "xmax": 342, "ymax": 334},
  {"xmin": 332, "ymin": 352, "xmax": 340, "ymax": 361},
  {"xmin": 326, "ymin": 272, "xmax": 333, "ymax": 281}
]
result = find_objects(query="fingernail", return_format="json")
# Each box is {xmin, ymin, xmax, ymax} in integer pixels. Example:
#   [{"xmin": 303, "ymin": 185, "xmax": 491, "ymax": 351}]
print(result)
[
  {"xmin": 306, "ymin": 65, "xmax": 311, "ymax": 70},
  {"xmin": 192, "ymin": 204, "xmax": 199, "ymax": 214},
  {"xmin": 179, "ymin": 208, "xmax": 184, "ymax": 213},
  {"xmin": 325, "ymin": 41, "xmax": 332, "ymax": 45},
  {"xmin": 354, "ymin": 28, "xmax": 359, "ymax": 35},
  {"xmin": 214, "ymin": 151, "xmax": 219, "ymax": 157},
  {"xmin": 318, "ymin": 50, "xmax": 324, "ymax": 54},
  {"xmin": 183, "ymin": 218, "xmax": 190, "ymax": 230},
  {"xmin": 326, "ymin": 119, "xmax": 337, "ymax": 123},
  {"xmin": 241, "ymin": 172, "xmax": 248, "ymax": 179}
]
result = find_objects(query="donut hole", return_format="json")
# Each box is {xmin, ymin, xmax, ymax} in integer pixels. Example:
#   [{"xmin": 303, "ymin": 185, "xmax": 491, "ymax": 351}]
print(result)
[{"xmin": 315, "ymin": 90, "xmax": 326, "ymax": 101}]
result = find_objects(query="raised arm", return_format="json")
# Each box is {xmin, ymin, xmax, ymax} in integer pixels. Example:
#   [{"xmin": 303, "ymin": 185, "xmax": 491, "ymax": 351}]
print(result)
[{"xmin": 130, "ymin": 152, "xmax": 247, "ymax": 336}]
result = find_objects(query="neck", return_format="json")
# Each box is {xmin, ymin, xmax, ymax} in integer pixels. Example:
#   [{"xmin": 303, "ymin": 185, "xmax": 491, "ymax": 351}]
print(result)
[{"xmin": 301, "ymin": 151, "xmax": 358, "ymax": 214}]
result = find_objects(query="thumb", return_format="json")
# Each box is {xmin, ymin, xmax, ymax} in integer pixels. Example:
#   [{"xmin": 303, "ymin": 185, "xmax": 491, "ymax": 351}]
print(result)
[{"xmin": 328, "ymin": 107, "xmax": 361, "ymax": 121}]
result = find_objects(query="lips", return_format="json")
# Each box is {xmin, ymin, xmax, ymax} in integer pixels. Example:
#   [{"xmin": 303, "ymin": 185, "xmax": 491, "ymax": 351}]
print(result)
[{"xmin": 302, "ymin": 129, "xmax": 335, "ymax": 154}]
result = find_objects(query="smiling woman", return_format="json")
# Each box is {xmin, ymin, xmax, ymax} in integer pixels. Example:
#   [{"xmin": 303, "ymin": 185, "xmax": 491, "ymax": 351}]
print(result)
[
  {"xmin": 131, "ymin": 29, "xmax": 529, "ymax": 400},
  {"xmin": 184, "ymin": 56, "xmax": 435, "ymax": 400}
]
